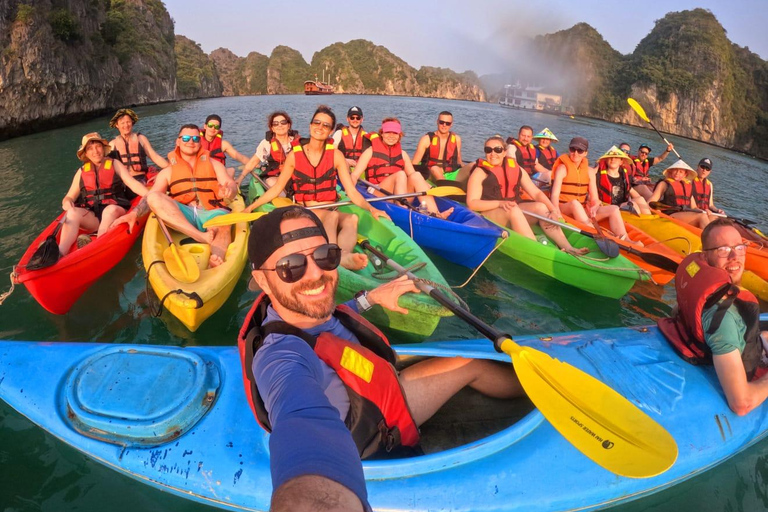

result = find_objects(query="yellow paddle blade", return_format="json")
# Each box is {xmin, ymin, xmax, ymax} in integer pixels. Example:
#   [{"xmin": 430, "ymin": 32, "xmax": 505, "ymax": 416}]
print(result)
[
  {"xmin": 272, "ymin": 197, "xmax": 295, "ymax": 208},
  {"xmin": 428, "ymin": 186, "xmax": 466, "ymax": 197},
  {"xmin": 163, "ymin": 244, "xmax": 200, "ymax": 284},
  {"xmin": 627, "ymin": 98, "xmax": 650, "ymax": 123},
  {"xmin": 202, "ymin": 211, "xmax": 267, "ymax": 228},
  {"xmin": 500, "ymin": 338, "xmax": 678, "ymax": 478}
]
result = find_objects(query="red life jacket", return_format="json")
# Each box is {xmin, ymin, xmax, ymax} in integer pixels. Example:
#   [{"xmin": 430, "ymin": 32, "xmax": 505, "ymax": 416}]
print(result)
[
  {"xmin": 167, "ymin": 147, "xmax": 225, "ymax": 209},
  {"xmin": 111, "ymin": 134, "xmax": 149, "ymax": 175},
  {"xmin": 657, "ymin": 253, "xmax": 765, "ymax": 380},
  {"xmin": 536, "ymin": 145, "xmax": 558, "ymax": 171},
  {"xmin": 506, "ymin": 138, "xmax": 537, "ymax": 176},
  {"xmin": 200, "ymin": 130, "xmax": 225, "ymax": 165},
  {"xmin": 238, "ymin": 293, "xmax": 420, "ymax": 458},
  {"xmin": 291, "ymin": 139, "xmax": 338, "ymax": 204},
  {"xmin": 477, "ymin": 157, "xmax": 521, "ymax": 202},
  {"xmin": 425, "ymin": 131, "xmax": 459, "ymax": 170},
  {"xmin": 367, "ymin": 136, "xmax": 405, "ymax": 185},
  {"xmin": 692, "ymin": 177, "xmax": 712, "ymax": 210},
  {"xmin": 77, "ymin": 158, "xmax": 130, "ymax": 210},
  {"xmin": 660, "ymin": 178, "xmax": 692, "ymax": 207},
  {"xmin": 339, "ymin": 126, "xmax": 368, "ymax": 161},
  {"xmin": 596, "ymin": 168, "xmax": 631, "ymax": 205},
  {"xmin": 632, "ymin": 157, "xmax": 652, "ymax": 184},
  {"xmin": 265, "ymin": 136, "xmax": 298, "ymax": 177}
]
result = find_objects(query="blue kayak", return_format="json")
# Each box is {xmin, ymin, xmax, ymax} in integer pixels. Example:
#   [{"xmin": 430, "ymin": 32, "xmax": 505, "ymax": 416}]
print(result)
[
  {"xmin": 357, "ymin": 184, "xmax": 505, "ymax": 268},
  {"xmin": 2, "ymin": 318, "xmax": 768, "ymax": 511}
]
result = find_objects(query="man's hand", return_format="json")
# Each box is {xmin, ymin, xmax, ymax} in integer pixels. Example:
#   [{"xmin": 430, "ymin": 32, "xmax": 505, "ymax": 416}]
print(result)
[
  {"xmin": 110, "ymin": 211, "xmax": 138, "ymax": 234},
  {"xmin": 499, "ymin": 200, "xmax": 517, "ymax": 211},
  {"xmin": 666, "ymin": 143, "xmax": 674, "ymax": 153},
  {"xmin": 218, "ymin": 182, "xmax": 236, "ymax": 200},
  {"xmin": 368, "ymin": 275, "xmax": 420, "ymax": 314}
]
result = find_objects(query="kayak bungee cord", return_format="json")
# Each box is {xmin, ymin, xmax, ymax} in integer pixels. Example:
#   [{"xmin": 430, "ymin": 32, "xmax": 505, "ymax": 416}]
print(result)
[
  {"xmin": 451, "ymin": 234, "xmax": 508, "ymax": 289},
  {"xmin": 145, "ymin": 260, "xmax": 204, "ymax": 316}
]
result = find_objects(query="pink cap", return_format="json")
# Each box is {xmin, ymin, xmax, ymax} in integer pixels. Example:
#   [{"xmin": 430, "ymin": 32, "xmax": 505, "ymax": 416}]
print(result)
[{"xmin": 381, "ymin": 121, "xmax": 402, "ymax": 134}]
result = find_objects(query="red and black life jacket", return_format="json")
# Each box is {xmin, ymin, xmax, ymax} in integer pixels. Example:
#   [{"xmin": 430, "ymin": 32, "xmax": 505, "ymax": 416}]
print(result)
[
  {"xmin": 425, "ymin": 132, "xmax": 459, "ymax": 170},
  {"xmin": 111, "ymin": 134, "xmax": 148, "ymax": 176},
  {"xmin": 660, "ymin": 178, "xmax": 692, "ymax": 207},
  {"xmin": 536, "ymin": 145, "xmax": 558, "ymax": 171},
  {"xmin": 291, "ymin": 139, "xmax": 338, "ymax": 204},
  {"xmin": 339, "ymin": 126, "xmax": 368, "ymax": 161},
  {"xmin": 200, "ymin": 130, "xmax": 225, "ymax": 165},
  {"xmin": 477, "ymin": 157, "xmax": 521, "ymax": 202},
  {"xmin": 366, "ymin": 137, "xmax": 405, "ymax": 185},
  {"xmin": 632, "ymin": 157, "xmax": 652, "ymax": 184},
  {"xmin": 237, "ymin": 294, "xmax": 420, "ymax": 458},
  {"xmin": 596, "ymin": 168, "xmax": 631, "ymax": 205},
  {"xmin": 77, "ymin": 158, "xmax": 131, "ymax": 211},
  {"xmin": 265, "ymin": 136, "xmax": 298, "ymax": 177},
  {"xmin": 692, "ymin": 177, "xmax": 712, "ymax": 210},
  {"xmin": 506, "ymin": 138, "xmax": 537, "ymax": 176},
  {"xmin": 657, "ymin": 253, "xmax": 765, "ymax": 380}
]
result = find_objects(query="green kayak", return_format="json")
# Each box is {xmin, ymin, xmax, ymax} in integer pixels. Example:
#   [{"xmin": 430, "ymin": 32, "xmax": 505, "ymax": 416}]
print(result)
[
  {"xmin": 488, "ymin": 223, "xmax": 649, "ymax": 299},
  {"xmin": 247, "ymin": 177, "xmax": 452, "ymax": 340}
]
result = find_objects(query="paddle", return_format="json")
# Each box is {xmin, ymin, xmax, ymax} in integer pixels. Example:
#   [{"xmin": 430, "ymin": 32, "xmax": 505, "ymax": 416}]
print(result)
[
  {"xmin": 521, "ymin": 210, "xmax": 620, "ymax": 258},
  {"xmin": 156, "ymin": 216, "xmax": 200, "ymax": 284},
  {"xmin": 359, "ymin": 178, "xmax": 464, "ymax": 207},
  {"xmin": 202, "ymin": 187, "xmax": 465, "ymax": 228},
  {"xmin": 588, "ymin": 215, "xmax": 620, "ymax": 258},
  {"xmin": 26, "ymin": 217, "xmax": 65, "ymax": 270},
  {"xmin": 627, "ymin": 99, "xmax": 682, "ymax": 158},
  {"xmin": 358, "ymin": 238, "xmax": 678, "ymax": 478}
]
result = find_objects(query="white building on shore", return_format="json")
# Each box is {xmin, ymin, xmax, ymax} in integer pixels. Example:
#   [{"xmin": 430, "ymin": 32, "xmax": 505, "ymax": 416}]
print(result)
[{"xmin": 499, "ymin": 83, "xmax": 563, "ymax": 112}]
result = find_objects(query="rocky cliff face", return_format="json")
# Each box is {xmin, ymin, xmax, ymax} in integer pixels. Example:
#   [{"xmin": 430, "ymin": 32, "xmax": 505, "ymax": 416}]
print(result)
[{"xmin": 175, "ymin": 35, "xmax": 222, "ymax": 100}]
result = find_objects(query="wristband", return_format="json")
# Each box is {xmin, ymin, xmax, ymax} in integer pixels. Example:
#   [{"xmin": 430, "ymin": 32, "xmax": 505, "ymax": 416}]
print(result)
[{"xmin": 354, "ymin": 290, "xmax": 373, "ymax": 312}]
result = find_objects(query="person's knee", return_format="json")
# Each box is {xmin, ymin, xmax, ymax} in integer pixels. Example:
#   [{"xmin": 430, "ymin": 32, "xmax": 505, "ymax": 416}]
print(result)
[
  {"xmin": 342, "ymin": 213, "xmax": 359, "ymax": 229},
  {"xmin": 146, "ymin": 190, "xmax": 165, "ymax": 210}
]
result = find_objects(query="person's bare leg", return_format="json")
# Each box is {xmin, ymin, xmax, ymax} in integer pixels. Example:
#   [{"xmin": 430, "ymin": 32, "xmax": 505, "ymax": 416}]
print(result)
[
  {"xmin": 560, "ymin": 200, "xmax": 589, "ymax": 223},
  {"xmin": 407, "ymin": 171, "xmax": 453, "ymax": 218},
  {"xmin": 484, "ymin": 207, "xmax": 534, "ymax": 240},
  {"xmin": 146, "ymin": 191, "xmax": 213, "ymax": 245},
  {"xmin": 399, "ymin": 357, "xmax": 523, "ymax": 427},
  {"xmin": 59, "ymin": 208, "xmax": 99, "ymax": 256},
  {"xmin": 271, "ymin": 475, "xmax": 363, "ymax": 512},
  {"xmin": 337, "ymin": 211, "xmax": 367, "ymax": 270},
  {"xmin": 429, "ymin": 165, "xmax": 445, "ymax": 181},
  {"xmin": 593, "ymin": 205, "xmax": 629, "ymax": 239},
  {"xmin": 208, "ymin": 225, "xmax": 232, "ymax": 267},
  {"xmin": 633, "ymin": 184, "xmax": 653, "ymax": 201},
  {"xmin": 520, "ymin": 202, "xmax": 588, "ymax": 254},
  {"xmin": 671, "ymin": 211, "xmax": 710, "ymax": 229},
  {"xmin": 97, "ymin": 205, "xmax": 126, "ymax": 237}
]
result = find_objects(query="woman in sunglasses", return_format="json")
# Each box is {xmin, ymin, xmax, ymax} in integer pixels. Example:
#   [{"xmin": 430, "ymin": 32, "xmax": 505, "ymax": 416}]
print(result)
[
  {"xmin": 466, "ymin": 136, "xmax": 588, "ymax": 255},
  {"xmin": 245, "ymin": 105, "xmax": 389, "ymax": 271},
  {"xmin": 237, "ymin": 111, "xmax": 300, "ymax": 190},
  {"xmin": 648, "ymin": 160, "xmax": 712, "ymax": 228}
]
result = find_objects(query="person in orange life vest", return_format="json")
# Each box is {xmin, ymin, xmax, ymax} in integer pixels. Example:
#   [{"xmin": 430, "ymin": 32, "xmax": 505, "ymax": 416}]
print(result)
[
  {"xmin": 648, "ymin": 159, "xmax": 711, "ymax": 229},
  {"xmin": 332, "ymin": 106, "xmax": 372, "ymax": 168},
  {"xmin": 660, "ymin": 220, "xmax": 768, "ymax": 415},
  {"xmin": 631, "ymin": 142, "xmax": 674, "ymax": 200},
  {"xmin": 693, "ymin": 158, "xmax": 725, "ymax": 216},
  {"xmin": 133, "ymin": 124, "xmax": 237, "ymax": 268},
  {"xmin": 237, "ymin": 111, "xmax": 300, "ymax": 190},
  {"xmin": 108, "ymin": 108, "xmax": 168, "ymax": 183},
  {"xmin": 59, "ymin": 133, "xmax": 148, "ymax": 257},
  {"xmin": 244, "ymin": 105, "xmax": 390, "ymax": 271},
  {"xmin": 506, "ymin": 126, "xmax": 549, "ymax": 186},
  {"xmin": 350, "ymin": 118, "xmax": 453, "ymax": 219},
  {"xmin": 412, "ymin": 111, "xmax": 463, "ymax": 181},
  {"xmin": 549, "ymin": 137, "xmax": 632, "ymax": 240},
  {"xmin": 595, "ymin": 146, "xmax": 652, "ymax": 216},
  {"xmin": 243, "ymin": 206, "xmax": 524, "ymax": 512},
  {"xmin": 466, "ymin": 136, "xmax": 589, "ymax": 255},
  {"xmin": 531, "ymin": 127, "xmax": 559, "ymax": 185},
  {"xmin": 199, "ymin": 114, "xmax": 250, "ymax": 179}
]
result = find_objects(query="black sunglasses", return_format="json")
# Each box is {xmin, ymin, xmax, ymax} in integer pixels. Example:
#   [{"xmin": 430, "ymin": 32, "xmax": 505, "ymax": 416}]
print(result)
[
  {"xmin": 569, "ymin": 147, "xmax": 586, "ymax": 154},
  {"xmin": 348, "ymin": 115, "xmax": 362, "ymax": 120},
  {"xmin": 484, "ymin": 146, "xmax": 504, "ymax": 154},
  {"xmin": 272, "ymin": 119, "xmax": 289, "ymax": 127},
  {"xmin": 438, "ymin": 120, "xmax": 452, "ymax": 126},
  {"xmin": 261, "ymin": 243, "xmax": 341, "ymax": 283}
]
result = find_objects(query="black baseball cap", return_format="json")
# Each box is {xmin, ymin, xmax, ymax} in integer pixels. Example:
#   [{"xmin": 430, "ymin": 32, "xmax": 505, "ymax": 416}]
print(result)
[
  {"xmin": 569, "ymin": 137, "xmax": 589, "ymax": 151},
  {"xmin": 698, "ymin": 158, "xmax": 713, "ymax": 170},
  {"xmin": 347, "ymin": 106, "xmax": 363, "ymax": 117},
  {"xmin": 247, "ymin": 206, "xmax": 329, "ymax": 271}
]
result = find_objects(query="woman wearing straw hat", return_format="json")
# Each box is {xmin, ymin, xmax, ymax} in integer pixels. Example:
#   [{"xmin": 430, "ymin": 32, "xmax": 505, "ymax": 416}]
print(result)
[
  {"xmin": 648, "ymin": 159, "xmax": 711, "ymax": 228},
  {"xmin": 532, "ymin": 127, "xmax": 559, "ymax": 184},
  {"xmin": 595, "ymin": 146, "xmax": 652, "ymax": 216},
  {"xmin": 108, "ymin": 108, "xmax": 169, "ymax": 186}
]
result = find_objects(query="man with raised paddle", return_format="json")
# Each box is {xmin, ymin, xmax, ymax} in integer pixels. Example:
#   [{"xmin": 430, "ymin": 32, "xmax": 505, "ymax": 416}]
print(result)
[{"xmin": 238, "ymin": 206, "xmax": 524, "ymax": 512}]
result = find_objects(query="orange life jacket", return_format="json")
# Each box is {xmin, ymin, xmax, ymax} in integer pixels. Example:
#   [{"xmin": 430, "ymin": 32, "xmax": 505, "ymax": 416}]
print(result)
[
  {"xmin": 112, "ymin": 134, "xmax": 148, "ymax": 175},
  {"xmin": 477, "ymin": 157, "xmax": 521, "ymax": 202},
  {"xmin": 167, "ymin": 147, "xmax": 224, "ymax": 209},
  {"xmin": 291, "ymin": 140, "xmax": 338, "ymax": 204},
  {"xmin": 425, "ymin": 132, "xmax": 459, "ymax": 170},
  {"xmin": 692, "ymin": 177, "xmax": 712, "ymax": 210},
  {"xmin": 553, "ymin": 154, "xmax": 590, "ymax": 205},
  {"xmin": 508, "ymin": 138, "xmax": 536, "ymax": 175},
  {"xmin": 366, "ymin": 136, "xmax": 405, "ymax": 185},
  {"xmin": 200, "ymin": 130, "xmax": 225, "ymax": 165}
]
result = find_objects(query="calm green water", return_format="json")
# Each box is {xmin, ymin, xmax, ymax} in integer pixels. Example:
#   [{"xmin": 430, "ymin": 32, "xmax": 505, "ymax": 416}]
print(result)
[{"xmin": 1, "ymin": 95, "xmax": 767, "ymax": 511}]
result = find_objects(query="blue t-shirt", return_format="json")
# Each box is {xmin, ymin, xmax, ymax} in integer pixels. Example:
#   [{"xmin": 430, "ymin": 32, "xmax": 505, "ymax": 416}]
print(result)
[{"xmin": 252, "ymin": 302, "xmax": 370, "ymax": 508}]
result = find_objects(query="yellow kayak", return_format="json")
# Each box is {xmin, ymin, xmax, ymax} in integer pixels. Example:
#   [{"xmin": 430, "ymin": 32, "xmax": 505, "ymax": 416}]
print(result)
[{"xmin": 142, "ymin": 196, "xmax": 249, "ymax": 331}]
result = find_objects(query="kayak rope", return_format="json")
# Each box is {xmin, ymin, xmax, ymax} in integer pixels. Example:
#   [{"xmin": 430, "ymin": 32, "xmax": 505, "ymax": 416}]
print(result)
[
  {"xmin": 0, "ymin": 269, "xmax": 16, "ymax": 306},
  {"xmin": 568, "ymin": 252, "xmax": 652, "ymax": 278},
  {"xmin": 451, "ymin": 235, "xmax": 508, "ymax": 289},
  {"xmin": 650, "ymin": 236, "xmax": 692, "ymax": 254},
  {"xmin": 146, "ymin": 260, "xmax": 204, "ymax": 316}
]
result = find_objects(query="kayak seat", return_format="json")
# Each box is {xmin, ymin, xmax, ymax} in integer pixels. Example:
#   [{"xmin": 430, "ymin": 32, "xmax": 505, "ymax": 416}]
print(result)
[{"xmin": 63, "ymin": 346, "xmax": 220, "ymax": 447}]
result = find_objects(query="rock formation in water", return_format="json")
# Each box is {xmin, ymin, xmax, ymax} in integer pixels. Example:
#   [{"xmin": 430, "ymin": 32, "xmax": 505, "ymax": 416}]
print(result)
[{"xmin": 175, "ymin": 35, "xmax": 222, "ymax": 100}]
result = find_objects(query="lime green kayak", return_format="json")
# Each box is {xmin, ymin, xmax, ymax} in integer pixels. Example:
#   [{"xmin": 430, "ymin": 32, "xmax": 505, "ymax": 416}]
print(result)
[
  {"xmin": 489, "ymin": 223, "xmax": 649, "ymax": 299},
  {"xmin": 247, "ymin": 178, "xmax": 452, "ymax": 340}
]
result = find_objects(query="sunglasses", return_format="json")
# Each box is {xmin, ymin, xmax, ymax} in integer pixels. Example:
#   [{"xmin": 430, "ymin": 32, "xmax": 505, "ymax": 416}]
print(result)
[
  {"xmin": 703, "ymin": 244, "xmax": 747, "ymax": 258},
  {"xmin": 261, "ymin": 243, "xmax": 342, "ymax": 283},
  {"xmin": 206, "ymin": 122, "xmax": 220, "ymax": 129},
  {"xmin": 179, "ymin": 135, "xmax": 201, "ymax": 143},
  {"xmin": 311, "ymin": 119, "xmax": 334, "ymax": 130},
  {"xmin": 568, "ymin": 147, "xmax": 586, "ymax": 154},
  {"xmin": 484, "ymin": 146, "xmax": 504, "ymax": 154},
  {"xmin": 348, "ymin": 115, "xmax": 362, "ymax": 121},
  {"xmin": 639, "ymin": 151, "xmax": 650, "ymax": 155},
  {"xmin": 272, "ymin": 119, "xmax": 289, "ymax": 127},
  {"xmin": 438, "ymin": 120, "xmax": 452, "ymax": 126}
]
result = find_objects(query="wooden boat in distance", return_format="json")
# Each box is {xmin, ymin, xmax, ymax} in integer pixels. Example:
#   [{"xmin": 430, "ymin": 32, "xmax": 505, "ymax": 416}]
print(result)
[{"xmin": 304, "ymin": 77, "xmax": 334, "ymax": 95}]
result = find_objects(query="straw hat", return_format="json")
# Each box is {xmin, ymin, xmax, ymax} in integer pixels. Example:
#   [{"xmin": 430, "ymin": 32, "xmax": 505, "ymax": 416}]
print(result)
[
  {"xmin": 533, "ymin": 127, "xmax": 559, "ymax": 142},
  {"xmin": 662, "ymin": 159, "xmax": 696, "ymax": 180},
  {"xmin": 598, "ymin": 145, "xmax": 632, "ymax": 162},
  {"xmin": 76, "ymin": 132, "xmax": 111, "ymax": 161},
  {"xmin": 109, "ymin": 108, "xmax": 139, "ymax": 128}
]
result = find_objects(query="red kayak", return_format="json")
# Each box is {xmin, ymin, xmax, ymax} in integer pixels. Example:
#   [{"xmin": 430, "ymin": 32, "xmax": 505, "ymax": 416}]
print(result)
[{"xmin": 13, "ymin": 196, "xmax": 147, "ymax": 314}]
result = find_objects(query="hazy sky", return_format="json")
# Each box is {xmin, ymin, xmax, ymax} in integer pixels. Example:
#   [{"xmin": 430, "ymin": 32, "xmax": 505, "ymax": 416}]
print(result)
[{"xmin": 166, "ymin": 0, "xmax": 768, "ymax": 76}]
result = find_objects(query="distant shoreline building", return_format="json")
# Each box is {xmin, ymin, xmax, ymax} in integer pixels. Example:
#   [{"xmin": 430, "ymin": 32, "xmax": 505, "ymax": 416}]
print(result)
[{"xmin": 499, "ymin": 83, "xmax": 563, "ymax": 113}]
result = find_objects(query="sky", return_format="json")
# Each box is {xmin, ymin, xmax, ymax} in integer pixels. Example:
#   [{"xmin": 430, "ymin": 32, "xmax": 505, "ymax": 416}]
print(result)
[{"xmin": 165, "ymin": 0, "xmax": 768, "ymax": 77}]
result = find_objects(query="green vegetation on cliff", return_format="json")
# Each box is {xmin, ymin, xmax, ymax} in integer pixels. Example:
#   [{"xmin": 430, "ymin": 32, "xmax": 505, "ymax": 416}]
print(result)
[
  {"xmin": 175, "ymin": 35, "xmax": 220, "ymax": 97},
  {"xmin": 102, "ymin": 0, "xmax": 174, "ymax": 75},
  {"xmin": 268, "ymin": 46, "xmax": 310, "ymax": 94}
]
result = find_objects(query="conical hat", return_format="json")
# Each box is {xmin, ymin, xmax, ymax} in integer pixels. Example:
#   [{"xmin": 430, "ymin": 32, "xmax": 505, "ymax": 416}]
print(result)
[
  {"xmin": 662, "ymin": 159, "xmax": 696, "ymax": 180},
  {"xmin": 598, "ymin": 145, "xmax": 632, "ymax": 162},
  {"xmin": 533, "ymin": 128, "xmax": 558, "ymax": 142}
]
